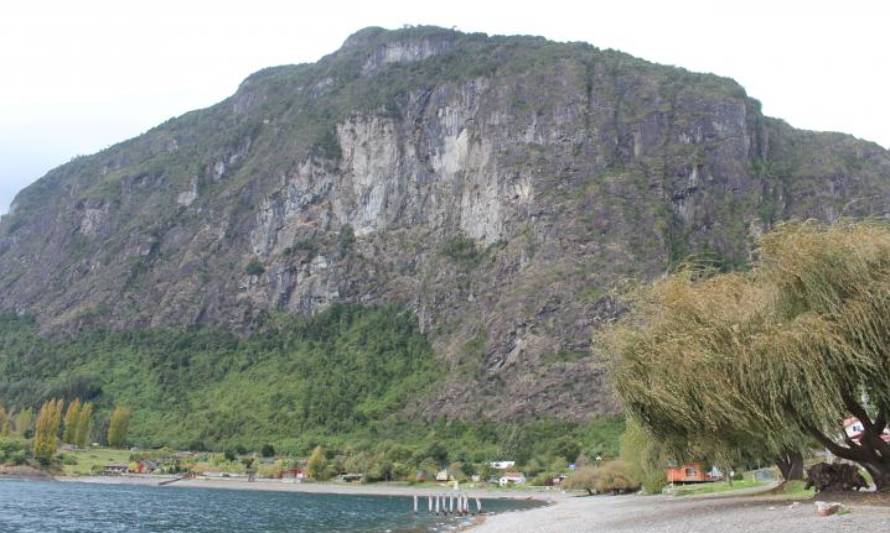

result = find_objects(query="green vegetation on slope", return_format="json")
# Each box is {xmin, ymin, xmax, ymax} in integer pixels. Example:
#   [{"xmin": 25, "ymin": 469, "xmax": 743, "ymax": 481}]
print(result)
[
  {"xmin": 0, "ymin": 305, "xmax": 437, "ymax": 450},
  {"xmin": 0, "ymin": 305, "xmax": 622, "ymax": 465}
]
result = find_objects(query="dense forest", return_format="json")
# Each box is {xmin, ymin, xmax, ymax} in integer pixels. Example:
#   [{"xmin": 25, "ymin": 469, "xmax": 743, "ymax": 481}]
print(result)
[{"xmin": 0, "ymin": 305, "xmax": 621, "ymax": 463}]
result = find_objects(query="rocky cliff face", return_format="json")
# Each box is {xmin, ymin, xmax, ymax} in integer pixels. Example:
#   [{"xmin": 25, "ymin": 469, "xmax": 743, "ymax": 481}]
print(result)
[{"xmin": 2, "ymin": 26, "xmax": 890, "ymax": 420}]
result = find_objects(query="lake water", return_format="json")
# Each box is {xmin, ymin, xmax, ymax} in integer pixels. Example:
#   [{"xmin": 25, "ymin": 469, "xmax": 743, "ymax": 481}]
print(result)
[{"xmin": 0, "ymin": 479, "xmax": 539, "ymax": 532}]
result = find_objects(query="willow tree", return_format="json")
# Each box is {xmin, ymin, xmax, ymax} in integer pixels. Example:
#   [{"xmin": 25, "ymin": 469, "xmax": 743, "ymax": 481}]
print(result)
[
  {"xmin": 612, "ymin": 221, "xmax": 890, "ymax": 489},
  {"xmin": 610, "ymin": 268, "xmax": 807, "ymax": 480}
]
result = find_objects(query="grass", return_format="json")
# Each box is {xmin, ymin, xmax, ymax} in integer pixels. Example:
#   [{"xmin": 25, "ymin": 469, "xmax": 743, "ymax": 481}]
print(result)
[
  {"xmin": 672, "ymin": 478, "xmax": 764, "ymax": 496},
  {"xmin": 60, "ymin": 447, "xmax": 131, "ymax": 476},
  {"xmin": 758, "ymin": 480, "xmax": 816, "ymax": 501}
]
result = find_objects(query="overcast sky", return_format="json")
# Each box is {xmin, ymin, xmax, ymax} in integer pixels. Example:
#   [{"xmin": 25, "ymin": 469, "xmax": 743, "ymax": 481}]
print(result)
[{"xmin": 1, "ymin": 0, "xmax": 888, "ymax": 214}]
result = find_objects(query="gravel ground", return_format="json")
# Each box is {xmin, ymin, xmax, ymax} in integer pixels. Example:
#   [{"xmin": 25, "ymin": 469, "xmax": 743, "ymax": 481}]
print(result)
[{"xmin": 472, "ymin": 493, "xmax": 890, "ymax": 532}]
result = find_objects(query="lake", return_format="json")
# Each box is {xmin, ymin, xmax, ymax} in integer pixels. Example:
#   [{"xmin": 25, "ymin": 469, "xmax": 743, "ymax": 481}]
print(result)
[{"xmin": 0, "ymin": 479, "xmax": 539, "ymax": 532}]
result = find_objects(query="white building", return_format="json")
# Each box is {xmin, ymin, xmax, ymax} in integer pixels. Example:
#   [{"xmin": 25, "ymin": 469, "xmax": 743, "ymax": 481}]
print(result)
[
  {"xmin": 490, "ymin": 460, "xmax": 516, "ymax": 470},
  {"xmin": 498, "ymin": 472, "xmax": 526, "ymax": 487}
]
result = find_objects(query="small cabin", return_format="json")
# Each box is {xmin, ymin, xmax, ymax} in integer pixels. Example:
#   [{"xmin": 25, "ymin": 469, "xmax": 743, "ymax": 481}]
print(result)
[{"xmin": 665, "ymin": 463, "xmax": 708, "ymax": 483}]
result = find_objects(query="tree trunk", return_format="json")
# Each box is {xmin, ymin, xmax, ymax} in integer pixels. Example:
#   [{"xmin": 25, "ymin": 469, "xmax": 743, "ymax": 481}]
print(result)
[
  {"xmin": 803, "ymin": 399, "xmax": 890, "ymax": 492},
  {"xmin": 775, "ymin": 450, "xmax": 804, "ymax": 481},
  {"xmin": 862, "ymin": 463, "xmax": 890, "ymax": 492}
]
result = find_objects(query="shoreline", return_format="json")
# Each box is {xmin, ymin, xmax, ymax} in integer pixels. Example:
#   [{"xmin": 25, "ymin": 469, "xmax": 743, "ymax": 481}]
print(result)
[{"xmin": 52, "ymin": 474, "xmax": 566, "ymax": 502}]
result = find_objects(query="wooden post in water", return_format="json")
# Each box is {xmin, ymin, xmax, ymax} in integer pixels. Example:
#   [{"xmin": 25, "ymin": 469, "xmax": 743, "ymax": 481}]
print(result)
[
  {"xmin": 435, "ymin": 494, "xmax": 440, "ymax": 514},
  {"xmin": 450, "ymin": 494, "xmax": 454, "ymax": 513},
  {"xmin": 413, "ymin": 495, "xmax": 418, "ymax": 513},
  {"xmin": 475, "ymin": 497, "xmax": 482, "ymax": 514},
  {"xmin": 428, "ymin": 495, "xmax": 432, "ymax": 512}
]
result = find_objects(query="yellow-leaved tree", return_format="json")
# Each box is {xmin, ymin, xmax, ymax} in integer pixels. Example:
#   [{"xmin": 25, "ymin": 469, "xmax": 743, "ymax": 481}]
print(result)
[
  {"xmin": 62, "ymin": 398, "xmax": 82, "ymax": 445},
  {"xmin": 307, "ymin": 446, "xmax": 327, "ymax": 480},
  {"xmin": 107, "ymin": 406, "xmax": 131, "ymax": 448},
  {"xmin": 75, "ymin": 402, "xmax": 94, "ymax": 448},
  {"xmin": 14, "ymin": 408, "xmax": 33, "ymax": 437},
  {"xmin": 33, "ymin": 399, "xmax": 63, "ymax": 463}
]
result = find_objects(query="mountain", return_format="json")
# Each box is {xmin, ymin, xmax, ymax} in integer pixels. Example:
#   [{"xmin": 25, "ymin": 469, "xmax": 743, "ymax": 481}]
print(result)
[{"xmin": 2, "ymin": 26, "xmax": 890, "ymax": 429}]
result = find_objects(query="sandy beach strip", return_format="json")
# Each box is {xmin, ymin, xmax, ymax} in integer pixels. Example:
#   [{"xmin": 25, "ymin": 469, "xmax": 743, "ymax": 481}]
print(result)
[{"xmin": 56, "ymin": 474, "xmax": 564, "ymax": 503}]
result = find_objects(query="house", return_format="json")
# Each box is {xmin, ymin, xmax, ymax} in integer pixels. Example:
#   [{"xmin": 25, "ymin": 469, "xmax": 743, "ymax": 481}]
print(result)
[
  {"xmin": 102, "ymin": 464, "xmax": 129, "ymax": 476},
  {"xmin": 843, "ymin": 417, "xmax": 890, "ymax": 443},
  {"xmin": 498, "ymin": 472, "xmax": 526, "ymax": 487},
  {"xmin": 665, "ymin": 463, "xmax": 708, "ymax": 483},
  {"xmin": 435, "ymin": 469, "xmax": 450, "ymax": 482},
  {"xmin": 339, "ymin": 473, "xmax": 363, "ymax": 483},
  {"xmin": 490, "ymin": 461, "xmax": 515, "ymax": 470}
]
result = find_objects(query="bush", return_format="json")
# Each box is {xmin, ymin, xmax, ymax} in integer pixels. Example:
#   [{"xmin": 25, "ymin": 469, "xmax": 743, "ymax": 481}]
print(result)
[
  {"xmin": 9, "ymin": 450, "xmax": 27, "ymax": 465},
  {"xmin": 0, "ymin": 437, "xmax": 29, "ymax": 464},
  {"xmin": 257, "ymin": 459, "xmax": 284, "ymax": 479},
  {"xmin": 530, "ymin": 472, "xmax": 555, "ymax": 486},
  {"xmin": 261, "ymin": 444, "xmax": 275, "ymax": 457},
  {"xmin": 564, "ymin": 461, "xmax": 640, "ymax": 495},
  {"xmin": 245, "ymin": 258, "xmax": 265, "ymax": 276},
  {"xmin": 440, "ymin": 234, "xmax": 479, "ymax": 264}
]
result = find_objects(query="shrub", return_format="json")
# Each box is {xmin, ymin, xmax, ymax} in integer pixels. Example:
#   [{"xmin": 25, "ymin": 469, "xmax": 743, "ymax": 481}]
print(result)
[
  {"xmin": 245, "ymin": 258, "xmax": 265, "ymax": 276},
  {"xmin": 61, "ymin": 454, "xmax": 78, "ymax": 465},
  {"xmin": 0, "ymin": 437, "xmax": 29, "ymax": 464},
  {"xmin": 440, "ymin": 234, "xmax": 479, "ymax": 264},
  {"xmin": 338, "ymin": 225, "xmax": 355, "ymax": 255},
  {"xmin": 257, "ymin": 459, "xmax": 284, "ymax": 479},
  {"xmin": 261, "ymin": 444, "xmax": 275, "ymax": 457},
  {"xmin": 564, "ymin": 460, "xmax": 640, "ymax": 495}
]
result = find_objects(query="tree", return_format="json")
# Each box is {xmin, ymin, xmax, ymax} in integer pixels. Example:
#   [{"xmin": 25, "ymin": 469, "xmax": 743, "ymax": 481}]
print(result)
[
  {"xmin": 14, "ymin": 408, "xmax": 33, "ymax": 437},
  {"xmin": 33, "ymin": 399, "xmax": 63, "ymax": 463},
  {"xmin": 611, "ymin": 221, "xmax": 890, "ymax": 490},
  {"xmin": 62, "ymin": 398, "xmax": 82, "ymax": 444},
  {"xmin": 619, "ymin": 419, "xmax": 668, "ymax": 494},
  {"xmin": 75, "ymin": 403, "xmax": 94, "ymax": 448},
  {"xmin": 307, "ymin": 446, "xmax": 326, "ymax": 480},
  {"xmin": 0, "ymin": 404, "xmax": 8, "ymax": 436},
  {"xmin": 107, "ymin": 406, "xmax": 131, "ymax": 448}
]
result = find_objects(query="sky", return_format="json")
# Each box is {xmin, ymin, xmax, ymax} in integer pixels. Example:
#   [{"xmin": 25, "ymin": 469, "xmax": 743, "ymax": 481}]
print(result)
[{"xmin": 1, "ymin": 0, "xmax": 888, "ymax": 214}]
